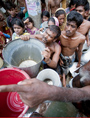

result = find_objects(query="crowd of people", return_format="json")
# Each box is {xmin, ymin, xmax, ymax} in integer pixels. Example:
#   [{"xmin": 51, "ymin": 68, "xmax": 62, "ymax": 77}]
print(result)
[{"xmin": 0, "ymin": 0, "xmax": 90, "ymax": 117}]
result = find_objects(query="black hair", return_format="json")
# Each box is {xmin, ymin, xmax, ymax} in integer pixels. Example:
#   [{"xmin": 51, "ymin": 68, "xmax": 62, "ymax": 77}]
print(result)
[
  {"xmin": 41, "ymin": 0, "xmax": 46, "ymax": 4},
  {"xmin": 24, "ymin": 17, "xmax": 34, "ymax": 26},
  {"xmin": 55, "ymin": 10, "xmax": 66, "ymax": 18},
  {"xmin": 12, "ymin": 18, "xmax": 24, "ymax": 29},
  {"xmin": 76, "ymin": 0, "xmax": 88, "ymax": 10},
  {"xmin": 49, "ymin": 25, "xmax": 61, "ymax": 39},
  {"xmin": 84, "ymin": 2, "xmax": 89, "ymax": 11},
  {"xmin": 69, "ymin": 0, "xmax": 78, "ymax": 8},
  {"xmin": 67, "ymin": 11, "xmax": 83, "ymax": 28},
  {"xmin": 41, "ymin": 11, "xmax": 50, "ymax": 19},
  {"xmin": 48, "ymin": 17, "xmax": 55, "ymax": 24},
  {"xmin": 0, "ymin": 0, "xmax": 5, "ymax": 8},
  {"xmin": 5, "ymin": 1, "xmax": 16, "ymax": 10}
]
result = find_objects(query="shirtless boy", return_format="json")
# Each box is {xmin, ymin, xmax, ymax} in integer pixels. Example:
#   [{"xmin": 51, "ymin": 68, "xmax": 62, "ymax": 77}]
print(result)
[
  {"xmin": 48, "ymin": 0, "xmax": 62, "ymax": 16},
  {"xmin": 75, "ymin": 0, "xmax": 90, "ymax": 46},
  {"xmin": 20, "ymin": 25, "xmax": 61, "ymax": 69}
]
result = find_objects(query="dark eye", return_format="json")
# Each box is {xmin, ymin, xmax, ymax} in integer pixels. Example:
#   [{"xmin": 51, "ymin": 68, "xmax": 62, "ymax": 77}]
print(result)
[{"xmin": 71, "ymin": 25, "xmax": 75, "ymax": 28}]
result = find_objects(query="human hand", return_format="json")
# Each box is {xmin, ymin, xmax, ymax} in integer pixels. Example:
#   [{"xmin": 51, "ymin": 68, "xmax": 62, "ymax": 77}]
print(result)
[
  {"xmin": 76, "ymin": 63, "xmax": 80, "ymax": 68},
  {"xmin": 19, "ymin": 35, "xmax": 30, "ymax": 41},
  {"xmin": 42, "ymin": 47, "xmax": 51, "ymax": 63},
  {"xmin": 0, "ymin": 79, "xmax": 50, "ymax": 108},
  {"xmin": 39, "ymin": 28, "xmax": 44, "ymax": 32}
]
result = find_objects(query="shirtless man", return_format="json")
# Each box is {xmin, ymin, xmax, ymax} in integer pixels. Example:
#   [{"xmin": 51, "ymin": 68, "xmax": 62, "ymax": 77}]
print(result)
[
  {"xmin": 75, "ymin": 0, "xmax": 90, "ymax": 46},
  {"xmin": 60, "ymin": 11, "xmax": 85, "ymax": 68},
  {"xmin": 48, "ymin": 0, "xmax": 62, "ymax": 16},
  {"xmin": 20, "ymin": 25, "xmax": 61, "ymax": 69},
  {"xmin": 59, "ymin": 11, "xmax": 85, "ymax": 86}
]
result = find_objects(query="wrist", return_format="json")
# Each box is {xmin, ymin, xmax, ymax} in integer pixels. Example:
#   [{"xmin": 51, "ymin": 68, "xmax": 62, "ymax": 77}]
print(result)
[{"xmin": 45, "ymin": 59, "xmax": 51, "ymax": 64}]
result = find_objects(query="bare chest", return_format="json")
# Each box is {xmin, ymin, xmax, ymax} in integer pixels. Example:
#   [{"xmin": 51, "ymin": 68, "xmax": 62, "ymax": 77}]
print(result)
[{"xmin": 60, "ymin": 37, "xmax": 79, "ymax": 49}]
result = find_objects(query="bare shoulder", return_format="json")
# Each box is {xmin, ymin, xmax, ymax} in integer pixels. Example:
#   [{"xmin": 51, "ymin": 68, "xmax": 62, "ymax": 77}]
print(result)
[
  {"xmin": 84, "ymin": 19, "xmax": 90, "ymax": 23},
  {"xmin": 84, "ymin": 19, "xmax": 90, "ymax": 26},
  {"xmin": 76, "ymin": 31, "xmax": 86, "ymax": 42},
  {"xmin": 54, "ymin": 42, "xmax": 61, "ymax": 51}
]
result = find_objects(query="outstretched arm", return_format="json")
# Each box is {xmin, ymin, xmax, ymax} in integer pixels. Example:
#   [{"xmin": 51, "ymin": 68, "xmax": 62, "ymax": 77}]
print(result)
[{"xmin": 0, "ymin": 79, "xmax": 90, "ymax": 108}]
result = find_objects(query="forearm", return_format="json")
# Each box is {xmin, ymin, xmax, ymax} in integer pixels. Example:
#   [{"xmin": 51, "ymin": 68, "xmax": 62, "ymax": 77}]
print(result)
[
  {"xmin": 77, "ymin": 50, "xmax": 82, "ymax": 65},
  {"xmin": 86, "ymin": 34, "xmax": 89, "ymax": 46},
  {"xmin": 46, "ymin": 59, "xmax": 57, "ymax": 68},
  {"xmin": 47, "ymin": 85, "xmax": 90, "ymax": 102}
]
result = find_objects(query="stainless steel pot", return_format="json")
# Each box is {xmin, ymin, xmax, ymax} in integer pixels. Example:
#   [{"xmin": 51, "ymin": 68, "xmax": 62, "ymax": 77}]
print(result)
[{"xmin": 2, "ymin": 38, "xmax": 45, "ymax": 77}]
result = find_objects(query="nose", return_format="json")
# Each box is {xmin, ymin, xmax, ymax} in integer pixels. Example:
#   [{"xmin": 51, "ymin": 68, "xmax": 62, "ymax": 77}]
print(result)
[
  {"xmin": 15, "ymin": 28, "xmax": 18, "ymax": 32},
  {"xmin": 61, "ymin": 19, "xmax": 64, "ymax": 23},
  {"xmin": 67, "ymin": 25, "xmax": 71, "ymax": 31}
]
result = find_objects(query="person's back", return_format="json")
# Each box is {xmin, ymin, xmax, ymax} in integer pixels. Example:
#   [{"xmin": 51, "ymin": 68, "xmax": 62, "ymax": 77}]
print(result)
[{"xmin": 48, "ymin": 0, "xmax": 62, "ymax": 16}]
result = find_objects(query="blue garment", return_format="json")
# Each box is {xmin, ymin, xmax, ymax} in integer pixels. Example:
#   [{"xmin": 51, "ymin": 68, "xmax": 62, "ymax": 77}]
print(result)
[{"xmin": 3, "ymin": 33, "xmax": 10, "ymax": 38}]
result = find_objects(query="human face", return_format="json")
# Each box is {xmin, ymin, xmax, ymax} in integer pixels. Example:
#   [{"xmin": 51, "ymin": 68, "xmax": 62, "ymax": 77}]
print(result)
[
  {"xmin": 84, "ymin": 10, "xmax": 89, "ymax": 19},
  {"xmin": 24, "ymin": 18, "xmax": 33, "ymax": 29},
  {"xmin": 57, "ymin": 14, "xmax": 65, "ymax": 26},
  {"xmin": 42, "ymin": 16, "xmax": 49, "ymax": 22},
  {"xmin": 42, "ymin": 28, "xmax": 56, "ymax": 44},
  {"xmin": 65, "ymin": 21, "xmax": 77, "ymax": 37},
  {"xmin": 48, "ymin": 21, "xmax": 55, "ymax": 27},
  {"xmin": 7, "ymin": 8, "xmax": 16, "ymax": 17},
  {"xmin": 13, "ymin": 24, "xmax": 24, "ymax": 35},
  {"xmin": 75, "ymin": 6, "xmax": 85, "ymax": 17}
]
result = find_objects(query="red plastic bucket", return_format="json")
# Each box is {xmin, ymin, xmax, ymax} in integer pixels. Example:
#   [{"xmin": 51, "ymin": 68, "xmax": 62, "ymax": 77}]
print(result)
[{"xmin": 0, "ymin": 68, "xmax": 30, "ymax": 117}]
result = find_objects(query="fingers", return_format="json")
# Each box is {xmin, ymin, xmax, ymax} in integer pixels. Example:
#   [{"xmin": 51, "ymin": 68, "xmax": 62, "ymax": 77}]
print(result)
[
  {"xmin": 17, "ymin": 79, "xmax": 32, "ymax": 85},
  {"xmin": 0, "ymin": 84, "xmax": 26, "ymax": 92},
  {"xmin": 42, "ymin": 47, "xmax": 50, "ymax": 57},
  {"xmin": 44, "ymin": 47, "xmax": 50, "ymax": 52},
  {"xmin": 0, "ymin": 79, "xmax": 38, "ymax": 92},
  {"xmin": 20, "ymin": 35, "xmax": 30, "ymax": 41}
]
